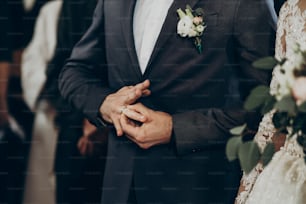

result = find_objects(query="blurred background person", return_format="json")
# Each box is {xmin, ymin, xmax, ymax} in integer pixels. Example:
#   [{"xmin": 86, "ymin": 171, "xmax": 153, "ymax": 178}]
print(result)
[
  {"xmin": 22, "ymin": 1, "xmax": 63, "ymax": 203},
  {"xmin": 0, "ymin": 0, "xmax": 46, "ymax": 203},
  {"xmin": 45, "ymin": 1, "xmax": 107, "ymax": 203},
  {"xmin": 21, "ymin": 0, "xmax": 107, "ymax": 203}
]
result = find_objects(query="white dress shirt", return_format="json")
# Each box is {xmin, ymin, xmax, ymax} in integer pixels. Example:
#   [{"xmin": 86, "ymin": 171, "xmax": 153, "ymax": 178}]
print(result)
[{"xmin": 133, "ymin": 0, "xmax": 174, "ymax": 74}]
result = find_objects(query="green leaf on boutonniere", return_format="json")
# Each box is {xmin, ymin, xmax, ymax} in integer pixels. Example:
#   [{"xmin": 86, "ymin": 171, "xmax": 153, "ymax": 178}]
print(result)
[
  {"xmin": 226, "ymin": 136, "xmax": 243, "ymax": 161},
  {"xmin": 186, "ymin": 4, "xmax": 192, "ymax": 12},
  {"xmin": 238, "ymin": 141, "xmax": 261, "ymax": 174},
  {"xmin": 261, "ymin": 142, "xmax": 275, "ymax": 167},
  {"xmin": 194, "ymin": 8, "xmax": 204, "ymax": 16},
  {"xmin": 252, "ymin": 57, "xmax": 278, "ymax": 70},
  {"xmin": 244, "ymin": 85, "xmax": 270, "ymax": 111}
]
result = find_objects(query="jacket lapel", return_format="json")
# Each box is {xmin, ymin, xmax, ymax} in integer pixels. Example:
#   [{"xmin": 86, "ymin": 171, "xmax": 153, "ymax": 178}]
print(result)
[
  {"xmin": 120, "ymin": 0, "xmax": 142, "ymax": 80},
  {"xmin": 143, "ymin": 0, "xmax": 200, "ymax": 77},
  {"xmin": 120, "ymin": 0, "xmax": 200, "ymax": 79}
]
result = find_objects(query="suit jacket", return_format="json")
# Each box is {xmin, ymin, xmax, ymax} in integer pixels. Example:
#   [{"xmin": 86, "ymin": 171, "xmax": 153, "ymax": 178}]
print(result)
[{"xmin": 59, "ymin": 0, "xmax": 274, "ymax": 203}]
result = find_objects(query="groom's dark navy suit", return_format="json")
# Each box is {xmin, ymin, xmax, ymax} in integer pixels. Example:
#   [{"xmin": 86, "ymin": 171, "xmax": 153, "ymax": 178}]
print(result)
[{"xmin": 59, "ymin": 0, "xmax": 274, "ymax": 203}]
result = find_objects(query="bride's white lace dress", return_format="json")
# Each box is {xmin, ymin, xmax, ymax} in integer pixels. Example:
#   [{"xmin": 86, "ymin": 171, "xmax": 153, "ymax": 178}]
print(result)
[{"xmin": 236, "ymin": 0, "xmax": 306, "ymax": 203}]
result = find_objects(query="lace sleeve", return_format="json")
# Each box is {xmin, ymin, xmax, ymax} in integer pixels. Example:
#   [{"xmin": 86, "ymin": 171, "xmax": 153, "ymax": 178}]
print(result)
[
  {"xmin": 275, "ymin": 2, "xmax": 289, "ymax": 60},
  {"xmin": 235, "ymin": 112, "xmax": 276, "ymax": 204},
  {"xmin": 235, "ymin": 3, "xmax": 290, "ymax": 204}
]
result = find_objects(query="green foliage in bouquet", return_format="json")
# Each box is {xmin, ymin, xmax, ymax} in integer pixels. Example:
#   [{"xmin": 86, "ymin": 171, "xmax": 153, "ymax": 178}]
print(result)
[{"xmin": 226, "ymin": 44, "xmax": 306, "ymax": 173}]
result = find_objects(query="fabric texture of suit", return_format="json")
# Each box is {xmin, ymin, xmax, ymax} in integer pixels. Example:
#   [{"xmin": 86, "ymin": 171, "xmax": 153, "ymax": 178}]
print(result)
[{"xmin": 59, "ymin": 0, "xmax": 275, "ymax": 203}]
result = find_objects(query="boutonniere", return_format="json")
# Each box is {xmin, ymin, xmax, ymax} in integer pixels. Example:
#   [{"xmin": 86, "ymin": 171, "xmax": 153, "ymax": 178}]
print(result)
[{"xmin": 177, "ymin": 5, "xmax": 206, "ymax": 54}]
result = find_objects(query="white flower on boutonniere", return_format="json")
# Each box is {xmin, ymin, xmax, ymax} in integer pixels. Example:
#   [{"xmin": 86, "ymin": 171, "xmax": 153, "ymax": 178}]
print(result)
[{"xmin": 177, "ymin": 5, "xmax": 206, "ymax": 53}]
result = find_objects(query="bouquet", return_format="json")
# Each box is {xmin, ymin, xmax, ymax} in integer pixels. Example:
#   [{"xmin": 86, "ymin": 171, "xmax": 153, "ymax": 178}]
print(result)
[{"xmin": 226, "ymin": 43, "xmax": 306, "ymax": 173}]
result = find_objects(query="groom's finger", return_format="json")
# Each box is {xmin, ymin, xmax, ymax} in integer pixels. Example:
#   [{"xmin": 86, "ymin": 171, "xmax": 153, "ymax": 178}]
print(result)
[
  {"xmin": 142, "ymin": 89, "xmax": 151, "ymax": 96},
  {"xmin": 135, "ymin": 79, "xmax": 150, "ymax": 91},
  {"xmin": 122, "ymin": 108, "xmax": 147, "ymax": 123},
  {"xmin": 127, "ymin": 103, "xmax": 150, "ymax": 116},
  {"xmin": 113, "ymin": 116, "xmax": 123, "ymax": 136},
  {"xmin": 132, "ymin": 80, "xmax": 151, "ymax": 98},
  {"xmin": 124, "ymin": 88, "xmax": 142, "ymax": 104},
  {"xmin": 120, "ymin": 114, "xmax": 140, "ymax": 138}
]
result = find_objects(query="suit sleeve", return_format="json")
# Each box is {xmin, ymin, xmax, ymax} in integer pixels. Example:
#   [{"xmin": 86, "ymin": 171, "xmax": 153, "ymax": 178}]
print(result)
[
  {"xmin": 58, "ymin": 0, "xmax": 112, "ymax": 127},
  {"xmin": 172, "ymin": 0, "xmax": 274, "ymax": 156}
]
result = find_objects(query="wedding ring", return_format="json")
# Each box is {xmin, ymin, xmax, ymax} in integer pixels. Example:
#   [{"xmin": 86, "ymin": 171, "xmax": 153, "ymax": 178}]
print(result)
[{"xmin": 119, "ymin": 106, "xmax": 128, "ymax": 114}]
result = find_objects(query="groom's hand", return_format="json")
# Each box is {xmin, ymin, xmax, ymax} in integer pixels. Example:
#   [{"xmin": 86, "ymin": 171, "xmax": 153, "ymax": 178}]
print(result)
[
  {"xmin": 99, "ymin": 80, "xmax": 151, "ymax": 136},
  {"xmin": 120, "ymin": 103, "xmax": 173, "ymax": 149}
]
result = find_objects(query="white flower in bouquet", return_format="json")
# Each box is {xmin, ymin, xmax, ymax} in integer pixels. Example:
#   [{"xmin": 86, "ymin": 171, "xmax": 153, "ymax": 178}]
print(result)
[
  {"xmin": 275, "ymin": 61, "xmax": 296, "ymax": 101},
  {"xmin": 226, "ymin": 42, "xmax": 306, "ymax": 173},
  {"xmin": 290, "ymin": 43, "xmax": 306, "ymax": 70},
  {"xmin": 273, "ymin": 43, "xmax": 306, "ymax": 101}
]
